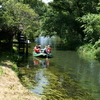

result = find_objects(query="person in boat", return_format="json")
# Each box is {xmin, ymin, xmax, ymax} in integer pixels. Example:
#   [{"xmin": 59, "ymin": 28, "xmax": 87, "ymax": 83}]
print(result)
[
  {"xmin": 34, "ymin": 45, "xmax": 41, "ymax": 53},
  {"xmin": 37, "ymin": 45, "xmax": 41, "ymax": 49},
  {"xmin": 44, "ymin": 45, "xmax": 52, "ymax": 54},
  {"xmin": 43, "ymin": 46, "xmax": 47, "ymax": 53},
  {"xmin": 47, "ymin": 45, "xmax": 52, "ymax": 53}
]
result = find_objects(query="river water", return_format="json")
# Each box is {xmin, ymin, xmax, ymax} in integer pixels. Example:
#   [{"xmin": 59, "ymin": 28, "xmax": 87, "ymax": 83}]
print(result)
[{"xmin": 18, "ymin": 36, "xmax": 100, "ymax": 100}]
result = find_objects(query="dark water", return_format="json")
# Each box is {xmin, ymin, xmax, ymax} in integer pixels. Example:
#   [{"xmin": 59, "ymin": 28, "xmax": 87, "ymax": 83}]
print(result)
[{"xmin": 18, "ymin": 36, "xmax": 100, "ymax": 100}]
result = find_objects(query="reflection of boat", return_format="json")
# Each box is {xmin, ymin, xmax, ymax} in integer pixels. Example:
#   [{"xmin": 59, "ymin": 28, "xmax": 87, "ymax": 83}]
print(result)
[
  {"xmin": 33, "ymin": 51, "xmax": 53, "ymax": 58},
  {"xmin": 33, "ymin": 57, "xmax": 50, "ymax": 67}
]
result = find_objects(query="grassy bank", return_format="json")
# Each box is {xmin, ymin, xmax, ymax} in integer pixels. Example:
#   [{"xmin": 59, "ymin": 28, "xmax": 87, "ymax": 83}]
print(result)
[
  {"xmin": 77, "ymin": 40, "xmax": 100, "ymax": 61},
  {"xmin": 0, "ymin": 52, "xmax": 43, "ymax": 100}
]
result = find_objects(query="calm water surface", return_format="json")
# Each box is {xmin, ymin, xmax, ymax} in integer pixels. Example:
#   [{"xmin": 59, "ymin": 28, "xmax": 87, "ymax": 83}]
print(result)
[{"xmin": 18, "ymin": 36, "xmax": 100, "ymax": 100}]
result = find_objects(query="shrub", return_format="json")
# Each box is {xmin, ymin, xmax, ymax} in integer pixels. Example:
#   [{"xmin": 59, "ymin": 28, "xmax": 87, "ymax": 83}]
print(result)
[
  {"xmin": 94, "ymin": 47, "xmax": 100, "ymax": 60},
  {"xmin": 93, "ymin": 39, "xmax": 100, "ymax": 49}
]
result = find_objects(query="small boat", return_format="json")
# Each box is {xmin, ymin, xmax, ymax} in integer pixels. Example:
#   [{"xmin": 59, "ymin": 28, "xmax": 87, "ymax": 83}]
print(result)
[{"xmin": 33, "ymin": 51, "xmax": 53, "ymax": 58}]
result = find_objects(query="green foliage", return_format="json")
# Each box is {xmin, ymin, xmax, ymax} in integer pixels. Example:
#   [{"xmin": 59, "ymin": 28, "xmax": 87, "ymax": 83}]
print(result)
[
  {"xmin": 10, "ymin": 62, "xmax": 18, "ymax": 72},
  {"xmin": 78, "ymin": 44, "xmax": 93, "ymax": 53},
  {"xmin": 78, "ymin": 40, "xmax": 100, "ymax": 60},
  {"xmin": 10, "ymin": 53, "xmax": 22, "ymax": 62},
  {"xmin": 41, "ymin": 5, "xmax": 82, "ymax": 50},
  {"xmin": 93, "ymin": 40, "xmax": 100, "ymax": 60},
  {"xmin": 0, "ymin": 52, "xmax": 22, "ymax": 73},
  {"xmin": 1, "ymin": 0, "xmax": 39, "ymax": 39},
  {"xmin": 95, "ymin": 47, "xmax": 100, "ymax": 60},
  {"xmin": 18, "ymin": 0, "xmax": 38, "ymax": 8},
  {"xmin": 39, "ymin": 0, "xmax": 100, "ymax": 49},
  {"xmin": 93, "ymin": 39, "xmax": 100, "ymax": 49},
  {"xmin": 0, "ymin": 67, "xmax": 3, "ymax": 76},
  {"xmin": 1, "ymin": 0, "xmax": 100, "ymax": 50},
  {"xmin": 0, "ymin": 52, "xmax": 22, "ymax": 62},
  {"xmin": 78, "ymin": 44, "xmax": 95, "ymax": 60},
  {"xmin": 77, "ymin": 14, "xmax": 100, "ymax": 43},
  {"xmin": 0, "ymin": 60, "xmax": 18, "ymax": 73}
]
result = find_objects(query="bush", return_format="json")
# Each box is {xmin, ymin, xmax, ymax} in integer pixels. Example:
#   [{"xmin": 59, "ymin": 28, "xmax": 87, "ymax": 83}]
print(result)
[
  {"xmin": 77, "ymin": 44, "xmax": 96, "ymax": 60},
  {"xmin": 93, "ymin": 39, "xmax": 100, "ymax": 49},
  {"xmin": 95, "ymin": 47, "xmax": 100, "ymax": 60}
]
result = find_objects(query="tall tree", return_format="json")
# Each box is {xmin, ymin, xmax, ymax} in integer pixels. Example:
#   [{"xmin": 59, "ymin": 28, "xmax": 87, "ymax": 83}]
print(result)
[
  {"xmin": 0, "ymin": 0, "xmax": 39, "ymax": 50},
  {"xmin": 18, "ymin": 0, "xmax": 38, "ymax": 8},
  {"xmin": 1, "ymin": 0, "xmax": 39, "ymax": 38},
  {"xmin": 40, "ymin": 0, "xmax": 99, "ymax": 49}
]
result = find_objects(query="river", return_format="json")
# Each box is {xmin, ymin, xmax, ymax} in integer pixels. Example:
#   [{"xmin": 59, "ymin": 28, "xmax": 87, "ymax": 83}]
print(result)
[{"xmin": 18, "ymin": 36, "xmax": 100, "ymax": 100}]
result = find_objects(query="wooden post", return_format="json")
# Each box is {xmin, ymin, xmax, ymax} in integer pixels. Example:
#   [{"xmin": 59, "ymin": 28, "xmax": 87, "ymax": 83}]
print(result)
[
  {"xmin": 25, "ymin": 40, "xmax": 31, "ymax": 55},
  {"xmin": 26, "ymin": 43, "xmax": 28, "ymax": 55},
  {"xmin": 18, "ymin": 33, "xmax": 25, "ymax": 56}
]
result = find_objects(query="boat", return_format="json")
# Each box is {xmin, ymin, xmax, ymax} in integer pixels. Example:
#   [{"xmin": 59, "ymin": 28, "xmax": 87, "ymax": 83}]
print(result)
[{"xmin": 33, "ymin": 51, "xmax": 53, "ymax": 58}]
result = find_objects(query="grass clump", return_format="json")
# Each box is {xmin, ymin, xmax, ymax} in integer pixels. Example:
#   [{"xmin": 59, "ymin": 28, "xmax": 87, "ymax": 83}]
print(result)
[
  {"xmin": 0, "ymin": 52, "xmax": 22, "ymax": 73},
  {"xmin": 0, "ymin": 67, "xmax": 3, "ymax": 76},
  {"xmin": 78, "ymin": 39, "xmax": 100, "ymax": 61},
  {"xmin": 0, "ymin": 52, "xmax": 42, "ymax": 100}
]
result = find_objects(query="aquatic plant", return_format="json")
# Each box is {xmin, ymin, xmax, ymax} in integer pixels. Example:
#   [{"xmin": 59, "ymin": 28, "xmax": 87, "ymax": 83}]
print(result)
[
  {"xmin": 18, "ymin": 67, "xmax": 37, "ymax": 89},
  {"xmin": 43, "ymin": 66, "xmax": 95, "ymax": 100},
  {"xmin": 18, "ymin": 64, "xmax": 96, "ymax": 100}
]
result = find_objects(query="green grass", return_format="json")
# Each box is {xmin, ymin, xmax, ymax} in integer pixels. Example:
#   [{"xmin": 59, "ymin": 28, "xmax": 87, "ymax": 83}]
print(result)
[
  {"xmin": 0, "ymin": 67, "xmax": 3, "ymax": 76},
  {"xmin": 0, "ymin": 52, "xmax": 22, "ymax": 73},
  {"xmin": 78, "ymin": 42, "xmax": 100, "ymax": 61}
]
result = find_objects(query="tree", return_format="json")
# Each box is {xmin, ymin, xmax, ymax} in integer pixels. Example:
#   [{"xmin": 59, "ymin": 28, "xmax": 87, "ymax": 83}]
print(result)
[
  {"xmin": 77, "ymin": 13, "xmax": 100, "ymax": 44},
  {"xmin": 18, "ymin": 0, "xmax": 38, "ymax": 8},
  {"xmin": 40, "ymin": 0, "xmax": 100, "ymax": 49},
  {"xmin": 0, "ymin": 0, "xmax": 39, "ymax": 50},
  {"xmin": 1, "ymin": 0, "xmax": 39, "ymax": 37}
]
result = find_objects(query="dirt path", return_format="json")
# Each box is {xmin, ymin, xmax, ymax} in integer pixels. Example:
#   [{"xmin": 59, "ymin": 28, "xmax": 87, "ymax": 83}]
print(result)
[{"xmin": 0, "ymin": 61, "xmax": 44, "ymax": 100}]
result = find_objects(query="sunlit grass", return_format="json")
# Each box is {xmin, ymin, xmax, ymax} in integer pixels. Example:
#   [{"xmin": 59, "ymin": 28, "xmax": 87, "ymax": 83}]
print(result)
[
  {"xmin": 0, "ymin": 67, "xmax": 3, "ymax": 76},
  {"xmin": 78, "ymin": 43, "xmax": 100, "ymax": 60}
]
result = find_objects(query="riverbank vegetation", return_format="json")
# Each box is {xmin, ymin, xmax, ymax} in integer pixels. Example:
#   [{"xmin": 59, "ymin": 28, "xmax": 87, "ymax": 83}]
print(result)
[
  {"xmin": 78, "ymin": 39, "xmax": 100, "ymax": 61},
  {"xmin": 19, "ymin": 64, "xmax": 96, "ymax": 100},
  {"xmin": 1, "ymin": 0, "xmax": 100, "ymax": 59},
  {"xmin": 1, "ymin": 0, "xmax": 100, "ymax": 99},
  {"xmin": 39, "ymin": 0, "xmax": 100, "ymax": 60},
  {"xmin": 0, "ymin": 52, "xmax": 42, "ymax": 100}
]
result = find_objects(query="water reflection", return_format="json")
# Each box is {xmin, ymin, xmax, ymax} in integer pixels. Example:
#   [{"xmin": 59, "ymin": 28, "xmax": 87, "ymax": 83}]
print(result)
[
  {"xmin": 30, "ymin": 69, "xmax": 48, "ymax": 95},
  {"xmin": 35, "ymin": 36, "xmax": 56, "ymax": 48},
  {"xmin": 33, "ymin": 57, "xmax": 50, "ymax": 67},
  {"xmin": 18, "ymin": 36, "xmax": 100, "ymax": 100}
]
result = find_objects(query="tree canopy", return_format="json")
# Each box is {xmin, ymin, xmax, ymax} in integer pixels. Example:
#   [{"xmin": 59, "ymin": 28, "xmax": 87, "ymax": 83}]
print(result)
[
  {"xmin": 0, "ymin": 0, "xmax": 39, "ymax": 40},
  {"xmin": 38, "ymin": 0, "xmax": 100, "ymax": 49},
  {"xmin": 1, "ymin": 0, "xmax": 100, "ymax": 50}
]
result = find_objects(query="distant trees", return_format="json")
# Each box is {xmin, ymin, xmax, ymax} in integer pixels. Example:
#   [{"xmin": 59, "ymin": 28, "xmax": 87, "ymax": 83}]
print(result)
[
  {"xmin": 38, "ymin": 0, "xmax": 100, "ymax": 49},
  {"xmin": 1, "ymin": 0, "xmax": 100, "ymax": 50},
  {"xmin": 77, "ymin": 13, "xmax": 100, "ymax": 44}
]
